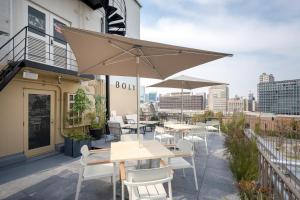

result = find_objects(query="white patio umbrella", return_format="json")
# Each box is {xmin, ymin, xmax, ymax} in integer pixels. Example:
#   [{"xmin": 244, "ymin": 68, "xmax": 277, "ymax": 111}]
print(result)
[
  {"xmin": 62, "ymin": 27, "xmax": 232, "ymax": 143},
  {"xmin": 148, "ymin": 75, "xmax": 227, "ymax": 121}
]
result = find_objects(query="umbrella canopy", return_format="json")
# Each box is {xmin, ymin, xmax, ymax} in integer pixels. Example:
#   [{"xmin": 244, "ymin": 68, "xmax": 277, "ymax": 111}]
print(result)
[
  {"xmin": 62, "ymin": 27, "xmax": 232, "ymax": 78},
  {"xmin": 147, "ymin": 75, "xmax": 227, "ymax": 121},
  {"xmin": 147, "ymin": 75, "xmax": 227, "ymax": 89},
  {"xmin": 62, "ymin": 27, "xmax": 232, "ymax": 142}
]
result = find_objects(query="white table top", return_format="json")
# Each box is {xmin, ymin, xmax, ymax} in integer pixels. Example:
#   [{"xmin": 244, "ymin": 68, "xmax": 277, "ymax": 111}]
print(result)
[
  {"xmin": 110, "ymin": 140, "xmax": 174, "ymax": 162},
  {"xmin": 164, "ymin": 123, "xmax": 200, "ymax": 130}
]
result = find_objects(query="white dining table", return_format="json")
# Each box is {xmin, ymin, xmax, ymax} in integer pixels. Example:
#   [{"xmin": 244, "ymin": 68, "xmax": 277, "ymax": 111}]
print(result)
[{"xmin": 110, "ymin": 140, "xmax": 174, "ymax": 200}]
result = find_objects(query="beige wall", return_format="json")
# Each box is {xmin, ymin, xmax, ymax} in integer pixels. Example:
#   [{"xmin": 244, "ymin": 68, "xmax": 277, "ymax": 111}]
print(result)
[
  {"xmin": 0, "ymin": 67, "xmax": 102, "ymax": 157},
  {"xmin": 110, "ymin": 83, "xmax": 137, "ymax": 116}
]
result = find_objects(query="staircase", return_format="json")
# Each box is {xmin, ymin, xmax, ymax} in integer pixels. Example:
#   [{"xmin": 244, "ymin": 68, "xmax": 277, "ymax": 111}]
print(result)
[{"xmin": 81, "ymin": 0, "xmax": 127, "ymax": 36}]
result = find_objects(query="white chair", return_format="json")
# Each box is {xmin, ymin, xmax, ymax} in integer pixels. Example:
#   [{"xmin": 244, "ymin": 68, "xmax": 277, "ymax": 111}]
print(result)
[
  {"xmin": 75, "ymin": 145, "xmax": 115, "ymax": 200},
  {"xmin": 126, "ymin": 114, "xmax": 138, "ymax": 124},
  {"xmin": 154, "ymin": 126, "xmax": 174, "ymax": 144},
  {"xmin": 206, "ymin": 120, "xmax": 221, "ymax": 134},
  {"xmin": 107, "ymin": 121, "xmax": 130, "ymax": 141},
  {"xmin": 120, "ymin": 162, "xmax": 173, "ymax": 200},
  {"xmin": 183, "ymin": 125, "xmax": 208, "ymax": 154},
  {"xmin": 167, "ymin": 139, "xmax": 198, "ymax": 191}
]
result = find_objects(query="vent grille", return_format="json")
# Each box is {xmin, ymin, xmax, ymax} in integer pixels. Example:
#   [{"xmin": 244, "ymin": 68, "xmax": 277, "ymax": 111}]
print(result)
[
  {"xmin": 53, "ymin": 45, "xmax": 67, "ymax": 68},
  {"xmin": 27, "ymin": 36, "xmax": 46, "ymax": 63}
]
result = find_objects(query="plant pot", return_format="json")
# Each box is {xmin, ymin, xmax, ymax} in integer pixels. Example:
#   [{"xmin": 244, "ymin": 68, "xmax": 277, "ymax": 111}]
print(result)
[
  {"xmin": 72, "ymin": 139, "xmax": 91, "ymax": 158},
  {"xmin": 64, "ymin": 138, "xmax": 91, "ymax": 158},
  {"xmin": 89, "ymin": 128, "xmax": 104, "ymax": 140},
  {"xmin": 64, "ymin": 137, "xmax": 73, "ymax": 157}
]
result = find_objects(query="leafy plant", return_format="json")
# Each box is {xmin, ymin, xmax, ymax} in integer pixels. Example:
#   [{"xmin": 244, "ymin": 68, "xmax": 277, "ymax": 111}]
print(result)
[{"xmin": 67, "ymin": 130, "xmax": 93, "ymax": 141}]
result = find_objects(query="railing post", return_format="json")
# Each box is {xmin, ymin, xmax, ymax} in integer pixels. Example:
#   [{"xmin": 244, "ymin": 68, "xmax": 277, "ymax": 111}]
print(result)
[
  {"xmin": 12, "ymin": 37, "xmax": 15, "ymax": 61},
  {"xmin": 24, "ymin": 27, "xmax": 27, "ymax": 60}
]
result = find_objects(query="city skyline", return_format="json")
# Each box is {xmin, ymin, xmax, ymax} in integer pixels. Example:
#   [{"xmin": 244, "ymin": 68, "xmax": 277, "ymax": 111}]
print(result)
[{"xmin": 140, "ymin": 0, "xmax": 300, "ymax": 98}]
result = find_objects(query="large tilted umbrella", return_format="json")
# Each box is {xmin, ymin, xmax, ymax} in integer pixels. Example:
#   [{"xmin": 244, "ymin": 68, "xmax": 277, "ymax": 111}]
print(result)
[
  {"xmin": 148, "ymin": 75, "xmax": 227, "ymax": 121},
  {"xmin": 62, "ymin": 27, "xmax": 232, "ymax": 142}
]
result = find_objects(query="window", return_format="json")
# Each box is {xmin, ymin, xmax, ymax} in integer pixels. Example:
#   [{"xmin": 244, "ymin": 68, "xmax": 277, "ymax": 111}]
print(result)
[{"xmin": 28, "ymin": 6, "xmax": 46, "ymax": 36}]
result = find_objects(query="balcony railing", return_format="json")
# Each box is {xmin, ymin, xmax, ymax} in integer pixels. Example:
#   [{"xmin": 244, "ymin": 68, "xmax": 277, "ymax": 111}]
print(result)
[
  {"xmin": 245, "ymin": 129, "xmax": 300, "ymax": 199},
  {"xmin": 0, "ymin": 26, "xmax": 78, "ymax": 72}
]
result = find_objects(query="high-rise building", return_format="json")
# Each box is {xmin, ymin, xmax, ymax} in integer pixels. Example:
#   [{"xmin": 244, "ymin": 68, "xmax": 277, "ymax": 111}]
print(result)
[
  {"xmin": 247, "ymin": 91, "xmax": 255, "ymax": 112},
  {"xmin": 148, "ymin": 92, "xmax": 158, "ymax": 102},
  {"xmin": 208, "ymin": 85, "xmax": 229, "ymax": 113},
  {"xmin": 159, "ymin": 92, "xmax": 206, "ymax": 111},
  {"xmin": 259, "ymin": 73, "xmax": 275, "ymax": 83},
  {"xmin": 258, "ymin": 74, "xmax": 300, "ymax": 115},
  {"xmin": 228, "ymin": 96, "xmax": 246, "ymax": 114}
]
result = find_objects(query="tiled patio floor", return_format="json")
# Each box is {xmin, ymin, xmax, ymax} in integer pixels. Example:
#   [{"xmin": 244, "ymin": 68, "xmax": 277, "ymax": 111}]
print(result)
[{"xmin": 0, "ymin": 133, "xmax": 239, "ymax": 200}]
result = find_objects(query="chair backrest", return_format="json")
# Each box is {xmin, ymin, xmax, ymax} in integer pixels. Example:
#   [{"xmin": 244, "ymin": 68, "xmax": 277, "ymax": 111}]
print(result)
[
  {"xmin": 80, "ymin": 145, "xmax": 90, "ymax": 166},
  {"xmin": 125, "ymin": 166, "xmax": 173, "ymax": 186},
  {"xmin": 189, "ymin": 125, "xmax": 207, "ymax": 138},
  {"xmin": 177, "ymin": 139, "xmax": 193, "ymax": 155},
  {"xmin": 110, "ymin": 115, "xmax": 125, "ymax": 126},
  {"xmin": 121, "ymin": 134, "xmax": 143, "ymax": 141},
  {"xmin": 126, "ymin": 114, "xmax": 137, "ymax": 123},
  {"xmin": 108, "ymin": 121, "xmax": 122, "ymax": 140},
  {"xmin": 155, "ymin": 126, "xmax": 164, "ymax": 134}
]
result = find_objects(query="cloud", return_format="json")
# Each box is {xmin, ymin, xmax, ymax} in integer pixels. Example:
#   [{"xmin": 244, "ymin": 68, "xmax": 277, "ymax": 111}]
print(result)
[{"xmin": 140, "ymin": 0, "xmax": 300, "ymax": 97}]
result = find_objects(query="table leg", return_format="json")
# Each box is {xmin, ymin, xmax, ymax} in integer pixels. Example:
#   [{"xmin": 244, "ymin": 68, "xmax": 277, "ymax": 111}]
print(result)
[{"xmin": 113, "ymin": 162, "xmax": 117, "ymax": 200}]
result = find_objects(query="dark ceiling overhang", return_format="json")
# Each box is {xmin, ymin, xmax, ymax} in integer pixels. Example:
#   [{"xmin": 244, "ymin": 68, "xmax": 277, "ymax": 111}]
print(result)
[{"xmin": 80, "ymin": 0, "xmax": 106, "ymax": 10}]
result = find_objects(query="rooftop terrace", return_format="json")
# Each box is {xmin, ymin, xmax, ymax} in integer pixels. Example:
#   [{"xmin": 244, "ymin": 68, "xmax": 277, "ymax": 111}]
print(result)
[{"xmin": 0, "ymin": 133, "xmax": 239, "ymax": 200}]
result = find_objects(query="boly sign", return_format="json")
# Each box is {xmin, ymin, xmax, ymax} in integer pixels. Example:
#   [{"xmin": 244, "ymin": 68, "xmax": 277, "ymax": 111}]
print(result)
[{"xmin": 115, "ymin": 81, "xmax": 135, "ymax": 91}]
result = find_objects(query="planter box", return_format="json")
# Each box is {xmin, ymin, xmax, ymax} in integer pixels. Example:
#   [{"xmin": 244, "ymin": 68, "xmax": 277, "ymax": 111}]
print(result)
[
  {"xmin": 64, "ymin": 138, "xmax": 91, "ymax": 158},
  {"xmin": 89, "ymin": 128, "xmax": 104, "ymax": 140}
]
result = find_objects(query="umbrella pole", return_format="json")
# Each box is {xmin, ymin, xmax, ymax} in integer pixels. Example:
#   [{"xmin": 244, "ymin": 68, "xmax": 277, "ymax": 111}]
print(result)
[
  {"xmin": 136, "ymin": 57, "xmax": 141, "ymax": 146},
  {"xmin": 181, "ymin": 81, "xmax": 183, "ymax": 123}
]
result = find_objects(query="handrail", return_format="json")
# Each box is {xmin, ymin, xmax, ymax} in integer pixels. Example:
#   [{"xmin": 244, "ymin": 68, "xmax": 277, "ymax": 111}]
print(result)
[{"xmin": 0, "ymin": 26, "xmax": 27, "ymax": 51}]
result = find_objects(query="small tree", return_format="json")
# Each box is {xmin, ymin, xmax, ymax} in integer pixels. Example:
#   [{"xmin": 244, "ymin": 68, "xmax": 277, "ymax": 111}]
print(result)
[{"xmin": 73, "ymin": 88, "xmax": 91, "ymax": 133}]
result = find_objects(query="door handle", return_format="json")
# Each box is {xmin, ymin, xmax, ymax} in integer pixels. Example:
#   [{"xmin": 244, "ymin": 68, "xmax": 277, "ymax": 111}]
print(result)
[{"xmin": 50, "ymin": 39, "xmax": 53, "ymax": 45}]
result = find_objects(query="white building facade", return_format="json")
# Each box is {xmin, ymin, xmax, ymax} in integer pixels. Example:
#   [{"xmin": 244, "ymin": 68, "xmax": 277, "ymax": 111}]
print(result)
[{"xmin": 208, "ymin": 85, "xmax": 229, "ymax": 114}]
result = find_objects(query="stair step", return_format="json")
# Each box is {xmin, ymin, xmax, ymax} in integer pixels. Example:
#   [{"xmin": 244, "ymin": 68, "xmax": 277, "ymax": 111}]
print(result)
[
  {"xmin": 108, "ymin": 22, "xmax": 126, "ymax": 29},
  {"xmin": 107, "ymin": 5, "xmax": 118, "ymax": 16},
  {"xmin": 108, "ymin": 30, "xmax": 126, "ymax": 36},
  {"xmin": 108, "ymin": 13, "xmax": 123, "ymax": 23}
]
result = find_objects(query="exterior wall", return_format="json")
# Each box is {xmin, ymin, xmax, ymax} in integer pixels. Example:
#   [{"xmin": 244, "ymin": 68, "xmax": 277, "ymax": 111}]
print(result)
[
  {"xmin": 228, "ymin": 98, "xmax": 245, "ymax": 114},
  {"xmin": 208, "ymin": 85, "xmax": 229, "ymax": 114},
  {"xmin": 258, "ymin": 79, "xmax": 300, "ymax": 115},
  {"xmin": 0, "ymin": 67, "xmax": 103, "ymax": 157},
  {"xmin": 159, "ymin": 92, "xmax": 206, "ymax": 111}
]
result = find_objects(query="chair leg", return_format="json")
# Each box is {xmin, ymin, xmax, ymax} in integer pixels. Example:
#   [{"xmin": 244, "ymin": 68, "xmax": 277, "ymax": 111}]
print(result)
[
  {"xmin": 182, "ymin": 168, "xmax": 186, "ymax": 177},
  {"xmin": 168, "ymin": 181, "xmax": 173, "ymax": 200},
  {"xmin": 75, "ymin": 168, "xmax": 83, "ymax": 200},
  {"xmin": 191, "ymin": 157, "xmax": 199, "ymax": 191},
  {"xmin": 205, "ymin": 138, "xmax": 208, "ymax": 155},
  {"xmin": 121, "ymin": 181, "xmax": 125, "ymax": 200}
]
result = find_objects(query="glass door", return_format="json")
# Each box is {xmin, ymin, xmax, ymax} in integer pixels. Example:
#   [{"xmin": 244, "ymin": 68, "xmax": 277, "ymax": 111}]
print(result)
[
  {"xmin": 49, "ymin": 15, "xmax": 70, "ymax": 69},
  {"xmin": 24, "ymin": 89, "xmax": 55, "ymax": 157}
]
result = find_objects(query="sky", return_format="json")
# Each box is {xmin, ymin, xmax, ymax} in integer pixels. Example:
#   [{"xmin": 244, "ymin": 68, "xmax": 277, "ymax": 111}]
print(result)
[{"xmin": 139, "ymin": 0, "xmax": 300, "ymax": 98}]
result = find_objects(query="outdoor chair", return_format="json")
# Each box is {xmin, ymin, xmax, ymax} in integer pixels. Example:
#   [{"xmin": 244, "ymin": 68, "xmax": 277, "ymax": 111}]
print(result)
[
  {"xmin": 206, "ymin": 120, "xmax": 221, "ymax": 134},
  {"xmin": 75, "ymin": 145, "xmax": 115, "ymax": 200},
  {"xmin": 119, "ymin": 161, "xmax": 173, "ymax": 200},
  {"xmin": 154, "ymin": 126, "xmax": 174, "ymax": 144},
  {"xmin": 165, "ymin": 139, "xmax": 198, "ymax": 191},
  {"xmin": 183, "ymin": 125, "xmax": 208, "ymax": 154},
  {"xmin": 126, "ymin": 114, "xmax": 138, "ymax": 124},
  {"xmin": 107, "ymin": 121, "xmax": 128, "ymax": 141}
]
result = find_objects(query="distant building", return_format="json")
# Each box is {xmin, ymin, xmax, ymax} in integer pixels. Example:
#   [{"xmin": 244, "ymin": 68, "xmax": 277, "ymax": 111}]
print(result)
[
  {"xmin": 159, "ymin": 92, "xmax": 206, "ymax": 111},
  {"xmin": 247, "ymin": 91, "xmax": 256, "ymax": 112},
  {"xmin": 208, "ymin": 85, "xmax": 229, "ymax": 113},
  {"xmin": 148, "ymin": 92, "xmax": 157, "ymax": 102},
  {"xmin": 259, "ymin": 73, "xmax": 275, "ymax": 83},
  {"xmin": 228, "ymin": 96, "xmax": 246, "ymax": 114},
  {"xmin": 258, "ymin": 74, "xmax": 300, "ymax": 115}
]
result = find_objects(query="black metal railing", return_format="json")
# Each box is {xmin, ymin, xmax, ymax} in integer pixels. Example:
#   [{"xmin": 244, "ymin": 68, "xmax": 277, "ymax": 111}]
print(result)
[
  {"xmin": 0, "ymin": 26, "xmax": 79, "ymax": 73},
  {"xmin": 245, "ymin": 129, "xmax": 300, "ymax": 199}
]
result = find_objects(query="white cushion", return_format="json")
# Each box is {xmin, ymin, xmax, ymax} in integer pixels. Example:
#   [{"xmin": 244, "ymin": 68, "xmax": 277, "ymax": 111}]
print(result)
[
  {"xmin": 129, "ymin": 184, "xmax": 167, "ymax": 200},
  {"xmin": 83, "ymin": 163, "xmax": 114, "ymax": 179},
  {"xmin": 206, "ymin": 126, "xmax": 218, "ymax": 131},
  {"xmin": 169, "ymin": 157, "xmax": 192, "ymax": 169}
]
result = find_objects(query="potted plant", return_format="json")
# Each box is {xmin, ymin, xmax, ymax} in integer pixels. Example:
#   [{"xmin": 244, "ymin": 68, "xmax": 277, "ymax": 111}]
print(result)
[
  {"xmin": 64, "ymin": 88, "xmax": 92, "ymax": 157},
  {"xmin": 88, "ymin": 95, "xmax": 106, "ymax": 140}
]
